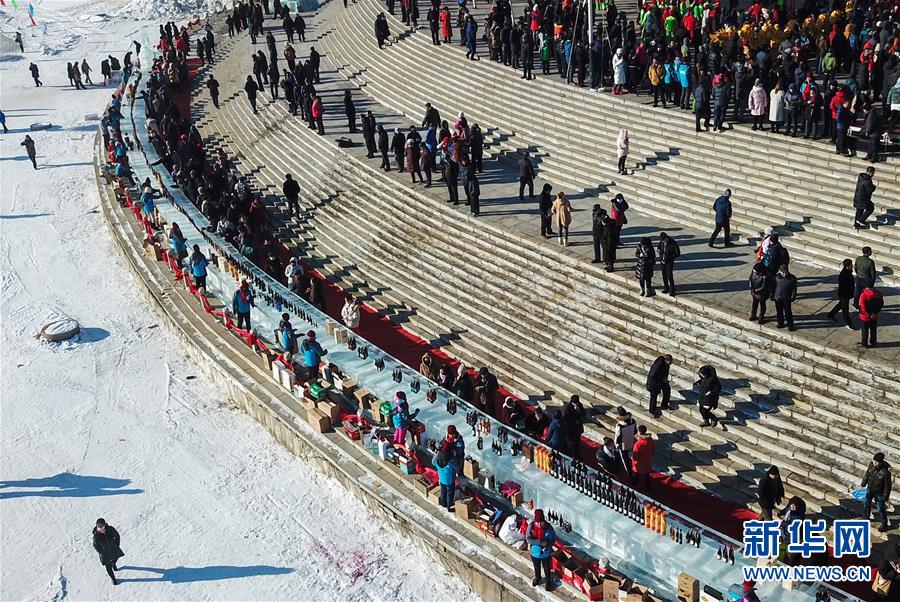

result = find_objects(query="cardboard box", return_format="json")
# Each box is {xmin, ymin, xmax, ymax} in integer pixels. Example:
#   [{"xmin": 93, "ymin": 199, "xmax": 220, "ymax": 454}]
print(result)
[
  {"xmin": 603, "ymin": 576, "xmax": 624, "ymax": 602},
  {"xmin": 677, "ymin": 573, "xmax": 700, "ymax": 602},
  {"xmin": 508, "ymin": 490, "xmax": 524, "ymax": 507},
  {"xmin": 319, "ymin": 400, "xmax": 343, "ymax": 425},
  {"xmin": 584, "ymin": 573, "xmax": 604, "ymax": 601},
  {"xmin": 341, "ymin": 377, "xmax": 358, "ymax": 396},
  {"xmin": 259, "ymin": 348, "xmax": 278, "ymax": 371},
  {"xmin": 334, "ymin": 328, "xmax": 348, "ymax": 344},
  {"xmin": 625, "ymin": 585, "xmax": 648, "ymax": 602},
  {"xmin": 454, "ymin": 498, "xmax": 477, "ymax": 519},
  {"xmin": 353, "ymin": 387, "xmax": 373, "ymax": 409},
  {"xmin": 414, "ymin": 477, "xmax": 435, "ymax": 496},
  {"xmin": 144, "ymin": 240, "xmax": 163, "ymax": 261},
  {"xmin": 280, "ymin": 368, "xmax": 296, "ymax": 392},
  {"xmin": 463, "ymin": 458, "xmax": 480, "ymax": 480},
  {"xmin": 306, "ymin": 407, "xmax": 331, "ymax": 433},
  {"xmin": 272, "ymin": 360, "xmax": 286, "ymax": 383},
  {"xmin": 325, "ymin": 321, "xmax": 336, "ymax": 336},
  {"xmin": 427, "ymin": 484, "xmax": 442, "ymax": 505},
  {"xmin": 562, "ymin": 558, "xmax": 581, "ymax": 581}
]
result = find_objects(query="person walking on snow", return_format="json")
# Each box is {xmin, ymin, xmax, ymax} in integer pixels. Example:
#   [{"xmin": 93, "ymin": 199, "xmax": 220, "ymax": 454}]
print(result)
[
  {"xmin": 20, "ymin": 135, "xmax": 37, "ymax": 169},
  {"xmin": 92, "ymin": 518, "xmax": 124, "ymax": 585},
  {"xmin": 29, "ymin": 62, "xmax": 42, "ymax": 87},
  {"xmin": 81, "ymin": 59, "xmax": 93, "ymax": 85}
]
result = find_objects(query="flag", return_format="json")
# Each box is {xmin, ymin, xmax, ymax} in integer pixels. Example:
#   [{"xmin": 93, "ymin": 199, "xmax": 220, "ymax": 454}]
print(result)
[
  {"xmin": 27, "ymin": 1, "xmax": 33, "ymax": 15},
  {"xmin": 10, "ymin": 0, "xmax": 18, "ymax": 10},
  {"xmin": 0, "ymin": 1, "xmax": 6, "ymax": 7}
]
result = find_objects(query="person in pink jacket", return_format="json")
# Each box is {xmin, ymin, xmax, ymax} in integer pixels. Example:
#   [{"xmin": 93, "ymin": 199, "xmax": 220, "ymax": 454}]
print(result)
[
  {"xmin": 616, "ymin": 128, "xmax": 630, "ymax": 174},
  {"xmin": 748, "ymin": 79, "xmax": 768, "ymax": 131}
]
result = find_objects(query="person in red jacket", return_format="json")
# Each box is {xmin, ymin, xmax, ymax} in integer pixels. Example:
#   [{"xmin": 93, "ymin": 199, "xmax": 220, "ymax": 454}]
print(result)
[
  {"xmin": 311, "ymin": 92, "xmax": 325, "ymax": 135},
  {"xmin": 631, "ymin": 425, "xmax": 656, "ymax": 490},
  {"xmin": 858, "ymin": 285, "xmax": 884, "ymax": 348}
]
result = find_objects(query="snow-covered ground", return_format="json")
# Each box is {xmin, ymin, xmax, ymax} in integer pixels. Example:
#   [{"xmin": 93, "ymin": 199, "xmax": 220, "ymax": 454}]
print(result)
[{"xmin": 0, "ymin": 4, "xmax": 479, "ymax": 600}]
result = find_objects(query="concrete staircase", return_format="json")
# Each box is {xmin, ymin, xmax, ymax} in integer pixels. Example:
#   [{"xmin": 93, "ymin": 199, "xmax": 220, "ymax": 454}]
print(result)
[
  {"xmin": 192, "ymin": 24, "xmax": 900, "ymax": 543},
  {"xmin": 319, "ymin": 0, "xmax": 900, "ymax": 285}
]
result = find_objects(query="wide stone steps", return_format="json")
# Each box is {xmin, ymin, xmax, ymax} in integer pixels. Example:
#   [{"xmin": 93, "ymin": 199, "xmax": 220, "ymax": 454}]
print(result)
[
  {"xmin": 198, "ymin": 83, "xmax": 900, "ymax": 522},
  {"xmin": 323, "ymin": 0, "xmax": 900, "ymax": 282}
]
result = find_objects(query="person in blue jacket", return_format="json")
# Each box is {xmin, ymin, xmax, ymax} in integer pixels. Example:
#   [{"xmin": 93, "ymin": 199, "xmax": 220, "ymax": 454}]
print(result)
[
  {"xmin": 299, "ymin": 329, "xmax": 326, "ymax": 374},
  {"xmin": 526, "ymin": 509, "xmax": 556, "ymax": 590},
  {"xmin": 188, "ymin": 245, "xmax": 208, "ymax": 289},
  {"xmin": 708, "ymin": 189, "xmax": 733, "ymax": 248},
  {"xmin": 545, "ymin": 410, "xmax": 566, "ymax": 451},
  {"xmin": 676, "ymin": 58, "xmax": 691, "ymax": 109},
  {"xmin": 232, "ymin": 280, "xmax": 255, "ymax": 331},
  {"xmin": 168, "ymin": 222, "xmax": 188, "ymax": 267},
  {"xmin": 432, "ymin": 445, "xmax": 457, "ymax": 511},
  {"xmin": 278, "ymin": 313, "xmax": 297, "ymax": 354},
  {"xmin": 140, "ymin": 185, "xmax": 160, "ymax": 227}
]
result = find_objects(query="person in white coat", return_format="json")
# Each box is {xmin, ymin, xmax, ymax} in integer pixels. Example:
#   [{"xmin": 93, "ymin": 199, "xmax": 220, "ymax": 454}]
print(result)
[
  {"xmin": 341, "ymin": 295, "xmax": 361, "ymax": 330},
  {"xmin": 768, "ymin": 82, "xmax": 785, "ymax": 133},
  {"xmin": 748, "ymin": 79, "xmax": 768, "ymax": 131},
  {"xmin": 616, "ymin": 128, "xmax": 629, "ymax": 174},
  {"xmin": 499, "ymin": 514, "xmax": 526, "ymax": 549},
  {"xmin": 612, "ymin": 48, "xmax": 626, "ymax": 95}
]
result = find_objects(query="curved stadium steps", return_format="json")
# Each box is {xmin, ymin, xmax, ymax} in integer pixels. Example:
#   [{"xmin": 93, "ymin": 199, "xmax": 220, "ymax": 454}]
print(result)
[
  {"xmin": 191, "ymin": 29, "xmax": 900, "ymax": 536},
  {"xmin": 319, "ymin": 0, "xmax": 900, "ymax": 284}
]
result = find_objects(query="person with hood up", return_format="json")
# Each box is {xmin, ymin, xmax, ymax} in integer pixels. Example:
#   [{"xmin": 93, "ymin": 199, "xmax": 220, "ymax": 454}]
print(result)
[
  {"xmin": 782, "ymin": 83, "xmax": 802, "ymax": 136},
  {"xmin": 748, "ymin": 262, "xmax": 771, "ymax": 324},
  {"xmin": 631, "ymin": 425, "xmax": 655, "ymax": 490},
  {"xmin": 432, "ymin": 446, "xmax": 458, "ymax": 510},
  {"xmin": 757, "ymin": 465, "xmax": 784, "ymax": 520},
  {"xmin": 341, "ymin": 294, "xmax": 360, "ymax": 329},
  {"xmin": 299, "ymin": 330, "xmax": 327, "ymax": 374},
  {"xmin": 406, "ymin": 136, "xmax": 422, "ymax": 183},
  {"xmin": 390, "ymin": 128, "xmax": 406, "ymax": 171},
  {"xmin": 875, "ymin": 540, "xmax": 900, "ymax": 598},
  {"xmin": 615, "ymin": 128, "xmax": 629, "ymax": 175},
  {"xmin": 612, "ymin": 47, "xmax": 626, "ymax": 94},
  {"xmin": 419, "ymin": 354, "xmax": 437, "ymax": 379},
  {"xmin": 614, "ymin": 406, "xmax": 636, "ymax": 476},
  {"xmin": 232, "ymin": 280, "xmax": 255, "ymax": 330},
  {"xmin": 92, "ymin": 518, "xmax": 124, "ymax": 585},
  {"xmin": 696, "ymin": 365, "xmax": 721, "ymax": 428},
  {"xmin": 526, "ymin": 509, "xmax": 556, "ymax": 590},
  {"xmin": 551, "ymin": 191, "xmax": 572, "ymax": 247},
  {"xmin": 773, "ymin": 264, "xmax": 798, "ymax": 331},
  {"xmin": 499, "ymin": 514, "xmax": 526, "ymax": 549},
  {"xmin": 748, "ymin": 79, "xmax": 768, "ymax": 131},
  {"xmin": 538, "ymin": 183, "xmax": 554, "ymax": 239},
  {"xmin": 374, "ymin": 13, "xmax": 390, "ymax": 48},
  {"xmin": 545, "ymin": 411, "xmax": 565, "ymax": 451},
  {"xmin": 635, "ymin": 236, "xmax": 655, "ymax": 297}
]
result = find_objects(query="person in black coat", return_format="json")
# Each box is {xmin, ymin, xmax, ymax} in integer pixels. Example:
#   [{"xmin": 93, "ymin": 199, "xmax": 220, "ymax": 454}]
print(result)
[
  {"xmin": 244, "ymin": 75, "xmax": 259, "ymax": 113},
  {"xmin": 517, "ymin": 152, "xmax": 535, "ymax": 200},
  {"xmin": 635, "ymin": 237, "xmax": 656, "ymax": 297},
  {"xmin": 377, "ymin": 125, "xmax": 390, "ymax": 170},
  {"xmin": 206, "ymin": 75, "xmax": 220, "ymax": 109},
  {"xmin": 92, "ymin": 518, "xmax": 124, "ymax": 584},
  {"xmin": 695, "ymin": 364, "xmax": 720, "ymax": 427},
  {"xmin": 421, "ymin": 102, "xmax": 441, "ymax": 129},
  {"xmin": 853, "ymin": 166, "xmax": 876, "ymax": 229},
  {"xmin": 561, "ymin": 396, "xmax": 585, "ymax": 458},
  {"xmin": 591, "ymin": 204, "xmax": 607, "ymax": 263},
  {"xmin": 469, "ymin": 124, "xmax": 484, "ymax": 173},
  {"xmin": 343, "ymin": 90, "xmax": 357, "ymax": 132},
  {"xmin": 390, "ymin": 128, "xmax": 406, "ymax": 171},
  {"xmin": 757, "ymin": 465, "xmax": 784, "ymax": 520},
  {"xmin": 827, "ymin": 258, "xmax": 855, "ymax": 328},
  {"xmin": 464, "ymin": 164, "xmax": 480, "ymax": 216},
  {"xmin": 523, "ymin": 407, "xmax": 550, "ymax": 439},
  {"xmin": 361, "ymin": 111, "xmax": 377, "ymax": 157},
  {"xmin": 749, "ymin": 262, "xmax": 771, "ymax": 324},
  {"xmin": 656, "ymin": 232, "xmax": 680, "ymax": 296},
  {"xmin": 646, "ymin": 354, "xmax": 672, "ymax": 418},
  {"xmin": 538, "ymin": 183, "xmax": 554, "ymax": 238}
]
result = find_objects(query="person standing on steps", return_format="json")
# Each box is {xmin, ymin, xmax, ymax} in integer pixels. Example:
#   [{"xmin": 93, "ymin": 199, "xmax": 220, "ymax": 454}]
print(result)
[
  {"xmin": 551, "ymin": 192, "xmax": 572, "ymax": 246},
  {"xmin": 92, "ymin": 518, "xmax": 124, "ymax": 585},
  {"xmin": 693, "ymin": 77, "xmax": 711, "ymax": 132},
  {"xmin": 827, "ymin": 259, "xmax": 855, "ymax": 330},
  {"xmin": 657, "ymin": 232, "xmax": 680, "ymax": 296},
  {"xmin": 526, "ymin": 509, "xmax": 556, "ymax": 591},
  {"xmin": 757, "ymin": 466, "xmax": 784, "ymax": 520},
  {"xmin": 858, "ymin": 283, "xmax": 884, "ymax": 349},
  {"xmin": 616, "ymin": 128, "xmax": 629, "ymax": 175},
  {"xmin": 859, "ymin": 452, "xmax": 892, "ymax": 532},
  {"xmin": 244, "ymin": 75, "xmax": 259, "ymax": 114},
  {"xmin": 610, "ymin": 194, "xmax": 629, "ymax": 249},
  {"xmin": 538, "ymin": 183, "xmax": 554, "ymax": 239},
  {"xmin": 308, "ymin": 46, "xmax": 321, "ymax": 84},
  {"xmin": 283, "ymin": 11, "xmax": 295, "ymax": 42},
  {"xmin": 469, "ymin": 124, "xmax": 483, "ymax": 173},
  {"xmin": 854, "ymin": 247, "xmax": 877, "ymax": 308},
  {"xmin": 232, "ymin": 280, "xmax": 255, "ymax": 331},
  {"xmin": 390, "ymin": 128, "xmax": 406, "ymax": 172},
  {"xmin": 635, "ymin": 237, "xmax": 655, "ymax": 297},
  {"xmin": 343, "ymin": 90, "xmax": 357, "ymax": 132},
  {"xmin": 708, "ymin": 189, "xmax": 733, "ymax": 248},
  {"xmin": 749, "ymin": 262, "xmax": 771, "ymax": 325},
  {"xmin": 295, "ymin": 13, "xmax": 306, "ymax": 42},
  {"xmin": 590, "ymin": 204, "xmax": 607, "ymax": 263},
  {"xmin": 696, "ymin": 365, "xmax": 721, "ymax": 428},
  {"xmin": 377, "ymin": 124, "xmax": 390, "ymax": 171},
  {"xmin": 646, "ymin": 354, "xmax": 673, "ymax": 419},
  {"xmin": 282, "ymin": 173, "xmax": 301, "ymax": 217},
  {"xmin": 29, "ymin": 62, "xmax": 42, "ymax": 87},
  {"xmin": 206, "ymin": 75, "xmax": 220, "ymax": 108},
  {"xmin": 444, "ymin": 154, "xmax": 460, "ymax": 204},
  {"xmin": 268, "ymin": 60, "xmax": 280, "ymax": 99},
  {"xmin": 861, "ymin": 104, "xmax": 884, "ymax": 163},
  {"xmin": 748, "ymin": 79, "xmax": 767, "ymax": 130},
  {"xmin": 375, "ymin": 13, "xmax": 390, "ymax": 48},
  {"xmin": 20, "ymin": 135, "xmax": 37, "ymax": 170},
  {"xmin": 517, "ymin": 152, "xmax": 535, "ymax": 200},
  {"xmin": 406, "ymin": 137, "xmax": 423, "ymax": 183},
  {"xmin": 465, "ymin": 164, "xmax": 480, "ymax": 216},
  {"xmin": 773, "ymin": 264, "xmax": 798, "ymax": 331},
  {"xmin": 853, "ymin": 167, "xmax": 877, "ymax": 229},
  {"xmin": 421, "ymin": 102, "xmax": 441, "ymax": 130},
  {"xmin": 311, "ymin": 92, "xmax": 325, "ymax": 135},
  {"xmin": 465, "ymin": 14, "xmax": 478, "ymax": 60},
  {"xmin": 362, "ymin": 111, "xmax": 377, "ymax": 158},
  {"xmin": 520, "ymin": 31, "xmax": 534, "ymax": 80}
]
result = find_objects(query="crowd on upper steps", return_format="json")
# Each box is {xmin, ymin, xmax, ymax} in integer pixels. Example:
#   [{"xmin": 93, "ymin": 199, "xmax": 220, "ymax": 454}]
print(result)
[{"xmin": 374, "ymin": 0, "xmax": 899, "ymax": 159}]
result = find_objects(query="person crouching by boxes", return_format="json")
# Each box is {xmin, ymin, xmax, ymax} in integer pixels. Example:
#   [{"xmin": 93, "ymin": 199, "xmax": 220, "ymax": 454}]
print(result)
[
  {"xmin": 432, "ymin": 444, "xmax": 458, "ymax": 511},
  {"xmin": 299, "ymin": 330, "xmax": 327, "ymax": 379},
  {"xmin": 390, "ymin": 392, "xmax": 420, "ymax": 446},
  {"xmin": 526, "ymin": 509, "xmax": 557, "ymax": 591}
]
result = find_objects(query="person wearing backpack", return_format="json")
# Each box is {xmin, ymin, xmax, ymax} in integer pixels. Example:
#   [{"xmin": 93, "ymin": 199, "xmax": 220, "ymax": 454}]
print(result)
[
  {"xmin": 858, "ymin": 285, "xmax": 884, "ymax": 349},
  {"xmin": 657, "ymin": 232, "xmax": 681, "ymax": 296}
]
